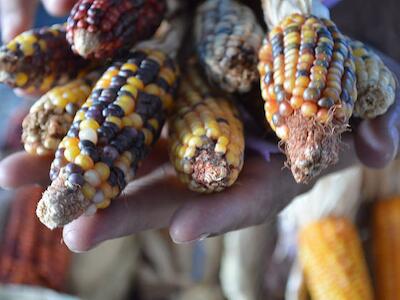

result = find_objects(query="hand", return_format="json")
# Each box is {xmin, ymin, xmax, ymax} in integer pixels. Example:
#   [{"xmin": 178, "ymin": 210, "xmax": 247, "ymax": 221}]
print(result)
[
  {"xmin": 0, "ymin": 54, "xmax": 398, "ymax": 253},
  {"xmin": 1, "ymin": 0, "xmax": 77, "ymax": 43}
]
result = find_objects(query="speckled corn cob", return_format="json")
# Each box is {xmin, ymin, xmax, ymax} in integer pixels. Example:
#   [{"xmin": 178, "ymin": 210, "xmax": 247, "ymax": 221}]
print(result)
[
  {"xmin": 67, "ymin": 0, "xmax": 166, "ymax": 59},
  {"xmin": 169, "ymin": 67, "xmax": 244, "ymax": 193},
  {"xmin": 258, "ymin": 14, "xmax": 357, "ymax": 183},
  {"xmin": 0, "ymin": 24, "xmax": 91, "ymax": 93},
  {"xmin": 195, "ymin": 0, "xmax": 263, "ymax": 93},
  {"xmin": 0, "ymin": 186, "xmax": 71, "ymax": 291},
  {"xmin": 37, "ymin": 49, "xmax": 179, "ymax": 229},
  {"xmin": 298, "ymin": 217, "xmax": 373, "ymax": 300},
  {"xmin": 349, "ymin": 39, "xmax": 397, "ymax": 119},
  {"xmin": 372, "ymin": 197, "xmax": 400, "ymax": 300},
  {"xmin": 22, "ymin": 71, "xmax": 101, "ymax": 156}
]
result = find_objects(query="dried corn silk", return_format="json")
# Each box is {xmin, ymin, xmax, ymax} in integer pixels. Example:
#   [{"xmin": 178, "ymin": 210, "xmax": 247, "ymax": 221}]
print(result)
[
  {"xmin": 0, "ymin": 24, "xmax": 91, "ymax": 93},
  {"xmin": 168, "ymin": 65, "xmax": 244, "ymax": 193},
  {"xmin": 195, "ymin": 0, "xmax": 263, "ymax": 93},
  {"xmin": 258, "ymin": 12, "xmax": 356, "ymax": 183},
  {"xmin": 67, "ymin": 0, "xmax": 166, "ymax": 59}
]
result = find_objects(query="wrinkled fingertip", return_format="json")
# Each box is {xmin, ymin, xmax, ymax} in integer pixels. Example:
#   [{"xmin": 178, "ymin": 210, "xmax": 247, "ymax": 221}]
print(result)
[
  {"xmin": 42, "ymin": 0, "xmax": 75, "ymax": 17},
  {"xmin": 354, "ymin": 119, "xmax": 399, "ymax": 168},
  {"xmin": 63, "ymin": 217, "xmax": 98, "ymax": 252}
]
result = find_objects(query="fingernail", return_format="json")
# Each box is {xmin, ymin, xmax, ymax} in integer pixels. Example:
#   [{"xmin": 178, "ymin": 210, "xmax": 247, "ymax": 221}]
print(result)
[
  {"xmin": 172, "ymin": 233, "xmax": 211, "ymax": 244},
  {"xmin": 63, "ymin": 230, "xmax": 87, "ymax": 253}
]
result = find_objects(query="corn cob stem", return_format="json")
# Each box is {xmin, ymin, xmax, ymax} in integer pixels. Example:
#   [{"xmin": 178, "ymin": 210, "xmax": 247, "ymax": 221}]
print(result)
[
  {"xmin": 298, "ymin": 217, "xmax": 373, "ymax": 300},
  {"xmin": 67, "ymin": 0, "xmax": 167, "ymax": 59},
  {"xmin": 195, "ymin": 0, "xmax": 263, "ymax": 93},
  {"xmin": 258, "ymin": 14, "xmax": 356, "ymax": 183},
  {"xmin": 0, "ymin": 24, "xmax": 92, "ymax": 93},
  {"xmin": 349, "ymin": 39, "xmax": 397, "ymax": 119},
  {"xmin": 37, "ymin": 47, "xmax": 180, "ymax": 229},
  {"xmin": 169, "ymin": 65, "xmax": 244, "ymax": 193},
  {"xmin": 22, "ymin": 71, "xmax": 101, "ymax": 156},
  {"xmin": 372, "ymin": 197, "xmax": 400, "ymax": 300}
]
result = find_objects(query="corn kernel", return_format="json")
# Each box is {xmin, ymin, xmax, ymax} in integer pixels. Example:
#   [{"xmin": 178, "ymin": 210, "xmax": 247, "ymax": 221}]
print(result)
[
  {"xmin": 82, "ymin": 183, "xmax": 96, "ymax": 199},
  {"xmin": 80, "ymin": 119, "xmax": 100, "ymax": 131},
  {"xmin": 106, "ymin": 116, "xmax": 122, "ymax": 128},
  {"xmin": 64, "ymin": 146, "xmax": 80, "ymax": 162},
  {"xmin": 127, "ymin": 77, "xmax": 144, "ymax": 89},
  {"xmin": 15, "ymin": 73, "xmax": 28, "ymax": 87},
  {"xmin": 75, "ymin": 154, "xmax": 94, "ymax": 171},
  {"xmin": 96, "ymin": 198, "xmax": 111, "ymax": 209}
]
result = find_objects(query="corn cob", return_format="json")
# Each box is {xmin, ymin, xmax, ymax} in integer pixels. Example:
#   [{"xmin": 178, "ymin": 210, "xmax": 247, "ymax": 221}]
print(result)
[
  {"xmin": 258, "ymin": 14, "xmax": 357, "ymax": 183},
  {"xmin": 37, "ymin": 48, "xmax": 179, "ymax": 229},
  {"xmin": 169, "ymin": 66, "xmax": 244, "ymax": 193},
  {"xmin": 298, "ymin": 217, "xmax": 373, "ymax": 300},
  {"xmin": 349, "ymin": 39, "xmax": 397, "ymax": 119},
  {"xmin": 195, "ymin": 0, "xmax": 263, "ymax": 93},
  {"xmin": 0, "ymin": 186, "xmax": 71, "ymax": 291},
  {"xmin": 372, "ymin": 197, "xmax": 400, "ymax": 300},
  {"xmin": 22, "ymin": 71, "xmax": 101, "ymax": 156},
  {"xmin": 67, "ymin": 0, "xmax": 166, "ymax": 59},
  {"xmin": 0, "ymin": 24, "xmax": 92, "ymax": 93}
]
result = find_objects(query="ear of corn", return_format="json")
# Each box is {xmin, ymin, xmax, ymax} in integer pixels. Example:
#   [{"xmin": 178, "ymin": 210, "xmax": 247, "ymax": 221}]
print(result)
[
  {"xmin": 37, "ymin": 48, "xmax": 179, "ymax": 229},
  {"xmin": 258, "ymin": 14, "xmax": 357, "ymax": 183},
  {"xmin": 349, "ymin": 39, "xmax": 397, "ymax": 119},
  {"xmin": 0, "ymin": 23, "xmax": 92, "ymax": 93},
  {"xmin": 168, "ymin": 65, "xmax": 244, "ymax": 193},
  {"xmin": 372, "ymin": 197, "xmax": 400, "ymax": 300},
  {"xmin": 67, "ymin": 0, "xmax": 167, "ymax": 59},
  {"xmin": 22, "ymin": 71, "xmax": 101, "ymax": 156},
  {"xmin": 0, "ymin": 186, "xmax": 70, "ymax": 291},
  {"xmin": 298, "ymin": 217, "xmax": 373, "ymax": 300},
  {"xmin": 195, "ymin": 0, "xmax": 263, "ymax": 93}
]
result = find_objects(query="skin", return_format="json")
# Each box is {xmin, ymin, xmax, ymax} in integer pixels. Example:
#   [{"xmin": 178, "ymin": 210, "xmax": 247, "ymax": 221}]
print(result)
[{"xmin": 0, "ymin": 1, "xmax": 399, "ymax": 253}]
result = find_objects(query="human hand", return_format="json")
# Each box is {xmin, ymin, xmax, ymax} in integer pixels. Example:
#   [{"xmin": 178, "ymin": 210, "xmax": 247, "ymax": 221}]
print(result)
[
  {"xmin": 0, "ymin": 52, "xmax": 398, "ymax": 253},
  {"xmin": 1, "ymin": 0, "xmax": 77, "ymax": 43}
]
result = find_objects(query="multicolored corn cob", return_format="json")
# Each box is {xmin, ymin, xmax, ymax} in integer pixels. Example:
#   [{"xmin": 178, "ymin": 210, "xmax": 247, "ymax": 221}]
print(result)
[
  {"xmin": 0, "ymin": 186, "xmax": 71, "ymax": 291},
  {"xmin": 195, "ymin": 0, "xmax": 263, "ymax": 93},
  {"xmin": 37, "ymin": 48, "xmax": 179, "ymax": 229},
  {"xmin": 298, "ymin": 217, "xmax": 373, "ymax": 300},
  {"xmin": 168, "ymin": 66, "xmax": 244, "ymax": 193},
  {"xmin": 258, "ymin": 14, "xmax": 357, "ymax": 183},
  {"xmin": 67, "ymin": 0, "xmax": 166, "ymax": 59},
  {"xmin": 349, "ymin": 39, "xmax": 397, "ymax": 119},
  {"xmin": 0, "ymin": 24, "xmax": 91, "ymax": 93},
  {"xmin": 22, "ymin": 71, "xmax": 101, "ymax": 156},
  {"xmin": 372, "ymin": 197, "xmax": 400, "ymax": 300}
]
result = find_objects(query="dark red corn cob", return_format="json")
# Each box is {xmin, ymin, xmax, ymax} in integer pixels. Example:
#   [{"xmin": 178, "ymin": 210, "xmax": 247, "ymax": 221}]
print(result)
[
  {"xmin": 0, "ymin": 186, "xmax": 71, "ymax": 291},
  {"xmin": 67, "ymin": 0, "xmax": 167, "ymax": 59}
]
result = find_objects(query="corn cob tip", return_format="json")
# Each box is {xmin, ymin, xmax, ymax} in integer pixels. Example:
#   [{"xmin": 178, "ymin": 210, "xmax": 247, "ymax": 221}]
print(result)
[
  {"xmin": 191, "ymin": 142, "xmax": 229, "ymax": 190},
  {"xmin": 285, "ymin": 111, "xmax": 346, "ymax": 183},
  {"xmin": 37, "ymin": 171, "xmax": 90, "ymax": 229},
  {"xmin": 72, "ymin": 29, "xmax": 101, "ymax": 59},
  {"xmin": 0, "ymin": 51, "xmax": 18, "ymax": 85}
]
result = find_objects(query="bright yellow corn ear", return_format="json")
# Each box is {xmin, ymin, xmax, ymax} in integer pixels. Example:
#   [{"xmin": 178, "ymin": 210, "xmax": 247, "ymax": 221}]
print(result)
[
  {"xmin": 298, "ymin": 216, "xmax": 373, "ymax": 300},
  {"xmin": 372, "ymin": 197, "xmax": 400, "ymax": 300}
]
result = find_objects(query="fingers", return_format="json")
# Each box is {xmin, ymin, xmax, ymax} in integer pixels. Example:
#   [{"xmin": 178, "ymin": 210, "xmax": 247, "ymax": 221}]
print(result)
[
  {"xmin": 354, "ymin": 90, "xmax": 400, "ymax": 168},
  {"xmin": 62, "ymin": 163, "xmax": 192, "ymax": 252},
  {"xmin": 169, "ymin": 139, "xmax": 359, "ymax": 244},
  {"xmin": 0, "ymin": 152, "xmax": 53, "ymax": 189},
  {"xmin": 0, "ymin": 0, "xmax": 38, "ymax": 42},
  {"xmin": 41, "ymin": 0, "xmax": 76, "ymax": 16}
]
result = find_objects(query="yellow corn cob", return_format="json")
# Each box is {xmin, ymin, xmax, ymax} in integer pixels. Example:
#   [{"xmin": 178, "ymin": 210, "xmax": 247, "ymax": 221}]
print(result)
[
  {"xmin": 22, "ymin": 71, "xmax": 101, "ymax": 156},
  {"xmin": 372, "ymin": 197, "xmax": 400, "ymax": 300},
  {"xmin": 258, "ymin": 14, "xmax": 357, "ymax": 183},
  {"xmin": 298, "ymin": 217, "xmax": 373, "ymax": 300},
  {"xmin": 37, "ymin": 48, "xmax": 179, "ymax": 229},
  {"xmin": 349, "ymin": 39, "xmax": 397, "ymax": 119},
  {"xmin": 0, "ymin": 24, "xmax": 92, "ymax": 93},
  {"xmin": 168, "ymin": 66, "xmax": 244, "ymax": 193}
]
